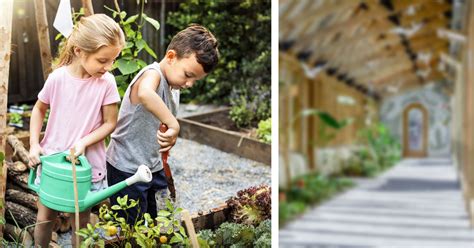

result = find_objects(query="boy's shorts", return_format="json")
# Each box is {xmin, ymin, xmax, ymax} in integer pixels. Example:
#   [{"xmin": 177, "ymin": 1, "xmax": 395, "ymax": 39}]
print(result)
[{"xmin": 106, "ymin": 162, "xmax": 168, "ymax": 224}]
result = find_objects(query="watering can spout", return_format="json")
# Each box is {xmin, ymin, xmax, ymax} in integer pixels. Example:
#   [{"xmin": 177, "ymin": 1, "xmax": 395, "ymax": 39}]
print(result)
[{"xmin": 84, "ymin": 165, "xmax": 152, "ymax": 208}]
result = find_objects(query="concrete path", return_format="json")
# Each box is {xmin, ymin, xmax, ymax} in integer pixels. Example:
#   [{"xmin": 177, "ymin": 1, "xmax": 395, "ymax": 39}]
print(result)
[{"xmin": 280, "ymin": 158, "xmax": 474, "ymax": 248}]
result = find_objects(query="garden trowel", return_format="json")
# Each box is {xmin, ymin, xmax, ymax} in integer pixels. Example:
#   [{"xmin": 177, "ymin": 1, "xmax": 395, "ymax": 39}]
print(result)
[{"xmin": 159, "ymin": 123, "xmax": 177, "ymax": 201}]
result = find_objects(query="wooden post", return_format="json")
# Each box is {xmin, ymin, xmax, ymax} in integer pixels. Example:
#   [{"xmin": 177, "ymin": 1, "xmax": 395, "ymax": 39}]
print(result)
[
  {"xmin": 34, "ymin": 0, "xmax": 53, "ymax": 80},
  {"xmin": 279, "ymin": 59, "xmax": 292, "ymax": 189},
  {"xmin": 463, "ymin": 0, "xmax": 474, "ymax": 225},
  {"xmin": 0, "ymin": 0, "xmax": 14, "ymax": 239},
  {"xmin": 81, "ymin": 0, "xmax": 94, "ymax": 16},
  {"xmin": 182, "ymin": 209, "xmax": 199, "ymax": 248},
  {"xmin": 69, "ymin": 148, "xmax": 80, "ymax": 247}
]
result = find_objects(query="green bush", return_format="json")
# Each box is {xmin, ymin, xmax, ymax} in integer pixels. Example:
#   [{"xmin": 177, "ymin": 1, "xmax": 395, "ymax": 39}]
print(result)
[
  {"xmin": 256, "ymin": 118, "xmax": 271, "ymax": 143},
  {"xmin": 197, "ymin": 220, "xmax": 271, "ymax": 248},
  {"xmin": 279, "ymin": 173, "xmax": 353, "ymax": 226},
  {"xmin": 279, "ymin": 201, "xmax": 306, "ymax": 227},
  {"xmin": 167, "ymin": 0, "xmax": 271, "ymax": 127}
]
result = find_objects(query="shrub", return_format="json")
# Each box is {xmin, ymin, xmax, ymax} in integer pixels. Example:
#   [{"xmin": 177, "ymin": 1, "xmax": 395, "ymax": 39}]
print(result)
[{"xmin": 167, "ymin": 0, "xmax": 271, "ymax": 127}]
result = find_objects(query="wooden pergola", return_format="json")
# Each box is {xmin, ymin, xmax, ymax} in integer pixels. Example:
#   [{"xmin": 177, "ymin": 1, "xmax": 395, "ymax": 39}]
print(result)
[{"xmin": 280, "ymin": 0, "xmax": 474, "ymax": 225}]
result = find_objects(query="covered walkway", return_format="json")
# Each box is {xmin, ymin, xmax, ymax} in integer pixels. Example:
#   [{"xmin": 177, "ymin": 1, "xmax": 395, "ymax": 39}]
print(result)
[{"xmin": 280, "ymin": 158, "xmax": 474, "ymax": 247}]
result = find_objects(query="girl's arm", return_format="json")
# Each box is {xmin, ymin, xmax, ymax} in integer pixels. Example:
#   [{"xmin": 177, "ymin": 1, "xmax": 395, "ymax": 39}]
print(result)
[
  {"xmin": 132, "ymin": 70, "xmax": 180, "ymax": 152},
  {"xmin": 72, "ymin": 103, "xmax": 118, "ymax": 156},
  {"xmin": 28, "ymin": 100, "xmax": 49, "ymax": 167}
]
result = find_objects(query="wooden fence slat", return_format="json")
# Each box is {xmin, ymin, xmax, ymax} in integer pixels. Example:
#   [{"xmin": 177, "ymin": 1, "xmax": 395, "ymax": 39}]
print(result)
[{"xmin": 34, "ymin": 0, "xmax": 53, "ymax": 80}]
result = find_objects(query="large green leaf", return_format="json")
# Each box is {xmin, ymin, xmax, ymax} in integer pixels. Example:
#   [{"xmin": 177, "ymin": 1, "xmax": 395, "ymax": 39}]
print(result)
[
  {"xmin": 123, "ymin": 14, "xmax": 139, "ymax": 25},
  {"xmin": 143, "ymin": 14, "xmax": 160, "ymax": 30},
  {"xmin": 297, "ymin": 109, "xmax": 342, "ymax": 129},
  {"xmin": 135, "ymin": 39, "xmax": 146, "ymax": 53},
  {"xmin": 143, "ymin": 42, "xmax": 158, "ymax": 59},
  {"xmin": 116, "ymin": 59, "xmax": 141, "ymax": 75}
]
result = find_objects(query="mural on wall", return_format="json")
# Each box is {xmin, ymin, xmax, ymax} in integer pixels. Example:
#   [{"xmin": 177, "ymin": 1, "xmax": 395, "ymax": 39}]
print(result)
[{"xmin": 380, "ymin": 83, "xmax": 451, "ymax": 157}]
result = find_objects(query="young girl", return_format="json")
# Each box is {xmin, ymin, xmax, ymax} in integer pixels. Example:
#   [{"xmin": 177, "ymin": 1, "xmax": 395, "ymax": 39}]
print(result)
[{"xmin": 28, "ymin": 14, "xmax": 125, "ymax": 247}]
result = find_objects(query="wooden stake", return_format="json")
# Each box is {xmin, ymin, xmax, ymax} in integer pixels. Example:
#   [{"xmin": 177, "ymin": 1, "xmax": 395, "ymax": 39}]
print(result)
[
  {"xmin": 0, "ymin": 0, "xmax": 14, "ymax": 239},
  {"xmin": 81, "ymin": 0, "xmax": 94, "ymax": 16},
  {"xmin": 182, "ymin": 209, "xmax": 199, "ymax": 248},
  {"xmin": 33, "ymin": 0, "xmax": 53, "ymax": 80},
  {"xmin": 69, "ymin": 148, "xmax": 80, "ymax": 247}
]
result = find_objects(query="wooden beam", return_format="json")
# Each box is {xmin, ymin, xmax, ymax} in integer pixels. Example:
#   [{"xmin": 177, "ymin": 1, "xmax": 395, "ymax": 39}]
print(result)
[
  {"xmin": 360, "ymin": 65, "xmax": 415, "ymax": 85},
  {"xmin": 294, "ymin": 3, "xmax": 392, "ymax": 53},
  {"xmin": 34, "ymin": 0, "xmax": 53, "ymax": 80},
  {"xmin": 398, "ymin": 2, "xmax": 451, "ymax": 26},
  {"xmin": 440, "ymin": 52, "xmax": 462, "ymax": 69},
  {"xmin": 391, "ymin": 0, "xmax": 442, "ymax": 12},
  {"xmin": 438, "ymin": 28, "xmax": 467, "ymax": 44},
  {"xmin": 350, "ymin": 54, "xmax": 412, "ymax": 78},
  {"xmin": 280, "ymin": 0, "xmax": 364, "ymax": 40},
  {"xmin": 353, "ymin": 52, "xmax": 439, "ymax": 82},
  {"xmin": 288, "ymin": 0, "xmax": 448, "ymax": 52},
  {"xmin": 0, "ymin": 0, "xmax": 13, "ymax": 239}
]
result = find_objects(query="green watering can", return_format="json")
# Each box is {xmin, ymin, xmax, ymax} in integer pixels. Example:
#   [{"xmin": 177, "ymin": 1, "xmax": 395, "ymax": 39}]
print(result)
[{"xmin": 28, "ymin": 151, "xmax": 152, "ymax": 213}]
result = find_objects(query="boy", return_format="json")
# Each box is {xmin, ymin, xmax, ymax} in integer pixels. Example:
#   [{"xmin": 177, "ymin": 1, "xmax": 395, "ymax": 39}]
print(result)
[{"xmin": 106, "ymin": 24, "xmax": 219, "ymax": 224}]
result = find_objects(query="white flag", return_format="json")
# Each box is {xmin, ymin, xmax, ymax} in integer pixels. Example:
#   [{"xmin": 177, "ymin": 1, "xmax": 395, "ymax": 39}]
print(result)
[{"xmin": 53, "ymin": 0, "xmax": 73, "ymax": 38}]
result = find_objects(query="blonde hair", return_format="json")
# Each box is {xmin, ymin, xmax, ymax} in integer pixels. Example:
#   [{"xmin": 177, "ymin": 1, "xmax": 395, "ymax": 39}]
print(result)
[{"xmin": 54, "ymin": 14, "xmax": 125, "ymax": 69}]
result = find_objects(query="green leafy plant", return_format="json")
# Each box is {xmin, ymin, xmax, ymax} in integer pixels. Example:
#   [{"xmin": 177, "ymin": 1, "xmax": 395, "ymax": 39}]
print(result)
[
  {"xmin": 197, "ymin": 220, "xmax": 271, "ymax": 248},
  {"xmin": 8, "ymin": 113, "xmax": 23, "ymax": 126},
  {"xmin": 294, "ymin": 109, "xmax": 351, "ymax": 146},
  {"xmin": 54, "ymin": 3, "xmax": 160, "ymax": 99},
  {"xmin": 358, "ymin": 123, "xmax": 401, "ymax": 171},
  {"xmin": 279, "ymin": 173, "xmax": 353, "ymax": 226},
  {"xmin": 77, "ymin": 196, "xmax": 189, "ymax": 247},
  {"xmin": 226, "ymin": 185, "xmax": 271, "ymax": 226},
  {"xmin": 168, "ymin": 0, "xmax": 271, "ymax": 127},
  {"xmin": 256, "ymin": 118, "xmax": 271, "ymax": 143},
  {"xmin": 105, "ymin": 1, "xmax": 160, "ymax": 97}
]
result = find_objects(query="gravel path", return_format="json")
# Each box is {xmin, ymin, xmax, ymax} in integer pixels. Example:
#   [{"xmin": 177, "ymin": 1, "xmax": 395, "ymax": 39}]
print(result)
[{"xmin": 169, "ymin": 138, "xmax": 271, "ymax": 214}]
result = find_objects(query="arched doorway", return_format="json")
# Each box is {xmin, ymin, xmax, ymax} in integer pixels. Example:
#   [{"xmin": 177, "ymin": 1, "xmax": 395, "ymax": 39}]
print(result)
[{"xmin": 403, "ymin": 103, "xmax": 428, "ymax": 157}]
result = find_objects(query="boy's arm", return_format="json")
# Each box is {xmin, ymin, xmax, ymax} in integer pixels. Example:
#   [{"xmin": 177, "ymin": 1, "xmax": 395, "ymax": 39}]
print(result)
[
  {"xmin": 28, "ymin": 100, "xmax": 48, "ymax": 167},
  {"xmin": 133, "ymin": 70, "xmax": 180, "ymax": 151},
  {"xmin": 73, "ymin": 103, "xmax": 118, "ymax": 156}
]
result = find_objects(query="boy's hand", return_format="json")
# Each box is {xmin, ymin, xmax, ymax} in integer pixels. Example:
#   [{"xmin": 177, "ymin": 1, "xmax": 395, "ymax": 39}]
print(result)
[
  {"xmin": 157, "ymin": 128, "xmax": 178, "ymax": 152},
  {"xmin": 28, "ymin": 144, "xmax": 43, "ymax": 168}
]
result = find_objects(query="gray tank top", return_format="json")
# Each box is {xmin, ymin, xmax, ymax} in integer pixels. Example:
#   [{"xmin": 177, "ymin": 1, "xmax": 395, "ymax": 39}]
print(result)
[{"xmin": 106, "ymin": 62, "xmax": 178, "ymax": 173}]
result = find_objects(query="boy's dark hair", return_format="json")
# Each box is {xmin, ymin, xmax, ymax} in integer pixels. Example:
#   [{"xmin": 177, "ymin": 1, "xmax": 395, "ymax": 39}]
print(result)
[{"xmin": 167, "ymin": 24, "xmax": 219, "ymax": 73}]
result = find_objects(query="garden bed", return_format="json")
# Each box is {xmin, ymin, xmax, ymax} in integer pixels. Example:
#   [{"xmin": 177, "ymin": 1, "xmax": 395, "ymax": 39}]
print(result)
[
  {"xmin": 3, "ymin": 132, "xmax": 271, "ymax": 246},
  {"xmin": 178, "ymin": 108, "xmax": 271, "ymax": 165}
]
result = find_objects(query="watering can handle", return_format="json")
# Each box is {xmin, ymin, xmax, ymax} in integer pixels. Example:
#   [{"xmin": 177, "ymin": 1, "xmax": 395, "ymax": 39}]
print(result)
[{"xmin": 28, "ymin": 167, "xmax": 39, "ymax": 193}]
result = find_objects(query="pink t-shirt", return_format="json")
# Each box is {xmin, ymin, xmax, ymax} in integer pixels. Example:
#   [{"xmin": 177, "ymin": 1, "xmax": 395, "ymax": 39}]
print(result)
[{"xmin": 38, "ymin": 66, "xmax": 120, "ymax": 182}]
